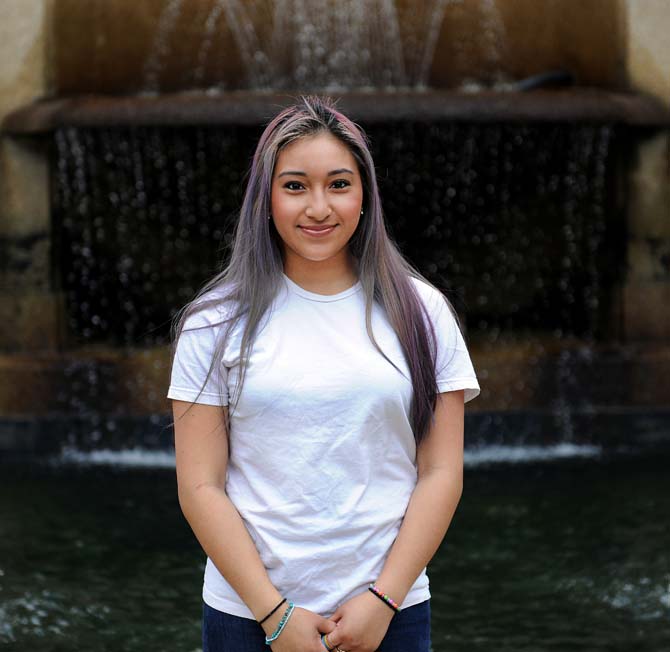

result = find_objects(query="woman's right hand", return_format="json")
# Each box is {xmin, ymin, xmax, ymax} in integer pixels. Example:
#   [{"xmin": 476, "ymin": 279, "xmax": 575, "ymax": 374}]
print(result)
[{"xmin": 262, "ymin": 605, "xmax": 336, "ymax": 652}]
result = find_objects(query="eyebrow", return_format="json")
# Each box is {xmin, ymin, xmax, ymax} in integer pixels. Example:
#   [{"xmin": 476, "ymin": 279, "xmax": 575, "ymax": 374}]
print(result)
[{"xmin": 277, "ymin": 168, "xmax": 354, "ymax": 178}]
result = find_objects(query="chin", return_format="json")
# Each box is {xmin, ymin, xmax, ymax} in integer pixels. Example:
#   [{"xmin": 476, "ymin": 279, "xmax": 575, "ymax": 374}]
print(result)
[{"xmin": 290, "ymin": 247, "xmax": 345, "ymax": 264}]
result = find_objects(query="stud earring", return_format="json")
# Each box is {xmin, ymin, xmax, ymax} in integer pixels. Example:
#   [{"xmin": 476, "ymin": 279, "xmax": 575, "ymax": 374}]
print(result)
[
  {"xmin": 360, "ymin": 209, "xmax": 364, "ymax": 215},
  {"xmin": 268, "ymin": 214, "xmax": 272, "ymax": 220}
]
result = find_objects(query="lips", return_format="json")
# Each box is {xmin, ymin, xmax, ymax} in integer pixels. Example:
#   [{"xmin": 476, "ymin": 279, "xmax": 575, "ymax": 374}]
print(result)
[{"xmin": 298, "ymin": 225, "xmax": 337, "ymax": 236}]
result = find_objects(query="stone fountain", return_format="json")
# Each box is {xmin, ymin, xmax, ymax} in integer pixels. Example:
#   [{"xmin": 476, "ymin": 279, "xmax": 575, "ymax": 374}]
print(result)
[{"xmin": 1, "ymin": 0, "xmax": 669, "ymax": 456}]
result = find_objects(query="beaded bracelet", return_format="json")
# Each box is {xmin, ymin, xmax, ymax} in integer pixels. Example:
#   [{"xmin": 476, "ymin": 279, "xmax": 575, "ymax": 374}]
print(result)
[
  {"xmin": 368, "ymin": 583, "xmax": 401, "ymax": 613},
  {"xmin": 264, "ymin": 601, "xmax": 295, "ymax": 645}
]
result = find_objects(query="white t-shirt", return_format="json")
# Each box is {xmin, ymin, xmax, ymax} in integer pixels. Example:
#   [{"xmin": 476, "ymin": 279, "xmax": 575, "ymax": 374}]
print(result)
[{"xmin": 167, "ymin": 273, "xmax": 480, "ymax": 618}]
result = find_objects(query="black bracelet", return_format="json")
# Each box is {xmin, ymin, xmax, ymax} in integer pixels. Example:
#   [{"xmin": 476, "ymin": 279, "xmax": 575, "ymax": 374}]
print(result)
[{"xmin": 258, "ymin": 597, "xmax": 287, "ymax": 625}]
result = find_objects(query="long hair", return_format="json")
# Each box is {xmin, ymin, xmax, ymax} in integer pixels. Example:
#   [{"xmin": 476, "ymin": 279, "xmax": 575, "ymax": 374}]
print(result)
[{"xmin": 169, "ymin": 94, "xmax": 461, "ymax": 445}]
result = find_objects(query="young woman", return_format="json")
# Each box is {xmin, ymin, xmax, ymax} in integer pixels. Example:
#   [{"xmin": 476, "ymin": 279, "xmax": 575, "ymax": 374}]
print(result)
[{"xmin": 167, "ymin": 95, "xmax": 480, "ymax": 652}]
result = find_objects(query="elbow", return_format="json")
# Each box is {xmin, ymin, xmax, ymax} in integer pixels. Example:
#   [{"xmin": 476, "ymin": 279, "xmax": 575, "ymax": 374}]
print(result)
[
  {"xmin": 418, "ymin": 466, "xmax": 463, "ymax": 500},
  {"xmin": 177, "ymin": 480, "xmax": 222, "ymax": 516}
]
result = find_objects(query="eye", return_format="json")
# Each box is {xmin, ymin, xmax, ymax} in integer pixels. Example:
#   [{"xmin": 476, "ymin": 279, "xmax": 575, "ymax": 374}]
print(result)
[
  {"xmin": 283, "ymin": 181, "xmax": 304, "ymax": 191},
  {"xmin": 331, "ymin": 179, "xmax": 351, "ymax": 189}
]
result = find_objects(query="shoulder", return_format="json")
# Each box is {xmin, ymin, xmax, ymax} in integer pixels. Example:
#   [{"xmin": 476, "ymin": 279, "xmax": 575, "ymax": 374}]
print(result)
[
  {"xmin": 406, "ymin": 276, "xmax": 463, "ymax": 339},
  {"xmin": 408, "ymin": 276, "xmax": 450, "ymax": 313},
  {"xmin": 181, "ymin": 283, "xmax": 239, "ymax": 333}
]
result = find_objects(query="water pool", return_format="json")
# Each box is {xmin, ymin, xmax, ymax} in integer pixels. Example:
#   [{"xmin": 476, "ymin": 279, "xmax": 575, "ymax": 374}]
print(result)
[{"xmin": 1, "ymin": 446, "xmax": 669, "ymax": 651}]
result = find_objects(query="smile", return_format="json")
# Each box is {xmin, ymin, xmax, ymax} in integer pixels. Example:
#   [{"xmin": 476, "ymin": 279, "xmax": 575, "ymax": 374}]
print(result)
[{"xmin": 299, "ymin": 225, "xmax": 336, "ymax": 237}]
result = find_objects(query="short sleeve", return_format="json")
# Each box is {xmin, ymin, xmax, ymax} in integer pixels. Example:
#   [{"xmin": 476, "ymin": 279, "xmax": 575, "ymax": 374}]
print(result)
[
  {"xmin": 166, "ymin": 306, "xmax": 229, "ymax": 406},
  {"xmin": 413, "ymin": 279, "xmax": 481, "ymax": 403}
]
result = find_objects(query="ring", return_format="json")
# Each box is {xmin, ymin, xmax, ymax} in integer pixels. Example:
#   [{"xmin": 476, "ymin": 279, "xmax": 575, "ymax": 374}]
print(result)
[{"xmin": 321, "ymin": 633, "xmax": 335, "ymax": 651}]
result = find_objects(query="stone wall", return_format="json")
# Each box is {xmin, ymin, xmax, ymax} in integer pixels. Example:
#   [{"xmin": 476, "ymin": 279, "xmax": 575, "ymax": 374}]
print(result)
[
  {"xmin": 626, "ymin": 0, "xmax": 670, "ymax": 104},
  {"xmin": 622, "ymin": 0, "xmax": 670, "ymax": 341},
  {"xmin": 0, "ymin": 0, "xmax": 60, "ymax": 352}
]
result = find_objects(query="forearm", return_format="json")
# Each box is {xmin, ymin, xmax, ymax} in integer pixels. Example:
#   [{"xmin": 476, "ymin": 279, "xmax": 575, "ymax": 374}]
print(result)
[
  {"xmin": 375, "ymin": 469, "xmax": 463, "ymax": 604},
  {"xmin": 179, "ymin": 483, "xmax": 283, "ymax": 620}
]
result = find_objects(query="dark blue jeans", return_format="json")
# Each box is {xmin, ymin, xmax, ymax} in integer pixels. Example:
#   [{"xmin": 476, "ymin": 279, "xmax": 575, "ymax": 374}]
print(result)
[{"xmin": 202, "ymin": 599, "xmax": 431, "ymax": 651}]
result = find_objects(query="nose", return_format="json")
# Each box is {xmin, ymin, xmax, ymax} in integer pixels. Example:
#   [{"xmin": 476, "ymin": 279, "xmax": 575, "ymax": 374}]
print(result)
[{"xmin": 305, "ymin": 191, "xmax": 332, "ymax": 221}]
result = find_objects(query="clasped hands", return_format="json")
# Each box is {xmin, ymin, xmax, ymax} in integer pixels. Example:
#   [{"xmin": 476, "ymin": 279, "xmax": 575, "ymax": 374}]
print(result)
[{"xmin": 263, "ymin": 590, "xmax": 395, "ymax": 652}]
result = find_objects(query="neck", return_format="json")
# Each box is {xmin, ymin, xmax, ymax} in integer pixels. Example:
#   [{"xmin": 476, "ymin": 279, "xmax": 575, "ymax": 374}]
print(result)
[{"xmin": 283, "ymin": 255, "xmax": 359, "ymax": 295}]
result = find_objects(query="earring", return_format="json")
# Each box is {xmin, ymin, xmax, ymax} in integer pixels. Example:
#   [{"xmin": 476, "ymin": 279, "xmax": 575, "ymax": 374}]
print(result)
[
  {"xmin": 360, "ymin": 209, "xmax": 364, "ymax": 215},
  {"xmin": 268, "ymin": 214, "xmax": 272, "ymax": 220}
]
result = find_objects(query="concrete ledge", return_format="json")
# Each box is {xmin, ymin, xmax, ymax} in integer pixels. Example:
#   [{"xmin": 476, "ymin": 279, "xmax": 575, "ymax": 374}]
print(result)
[{"xmin": 3, "ymin": 89, "xmax": 670, "ymax": 134}]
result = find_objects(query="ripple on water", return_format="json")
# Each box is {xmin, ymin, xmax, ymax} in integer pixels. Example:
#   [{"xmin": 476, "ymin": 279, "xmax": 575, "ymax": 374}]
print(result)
[
  {"xmin": 0, "ymin": 589, "xmax": 111, "ymax": 644},
  {"xmin": 50, "ymin": 442, "xmax": 604, "ymax": 469},
  {"xmin": 601, "ymin": 576, "xmax": 670, "ymax": 620}
]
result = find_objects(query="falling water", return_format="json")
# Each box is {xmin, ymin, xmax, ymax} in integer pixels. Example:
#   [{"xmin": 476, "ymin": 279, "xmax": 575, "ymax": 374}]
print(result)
[
  {"xmin": 221, "ymin": 0, "xmax": 274, "ymax": 89},
  {"xmin": 40, "ymin": 85, "xmax": 629, "ymax": 465},
  {"xmin": 145, "ymin": 0, "xmax": 464, "ymax": 92},
  {"xmin": 413, "ymin": 0, "xmax": 453, "ymax": 89},
  {"xmin": 194, "ymin": 0, "xmax": 229, "ymax": 86},
  {"xmin": 479, "ymin": 0, "xmax": 507, "ymax": 83},
  {"xmin": 53, "ymin": 121, "xmax": 619, "ymax": 367},
  {"xmin": 142, "ymin": 0, "xmax": 186, "ymax": 92}
]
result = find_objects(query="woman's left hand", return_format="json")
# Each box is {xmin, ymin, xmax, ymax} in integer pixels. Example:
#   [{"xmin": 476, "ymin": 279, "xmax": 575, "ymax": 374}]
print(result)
[{"xmin": 324, "ymin": 590, "xmax": 396, "ymax": 652}]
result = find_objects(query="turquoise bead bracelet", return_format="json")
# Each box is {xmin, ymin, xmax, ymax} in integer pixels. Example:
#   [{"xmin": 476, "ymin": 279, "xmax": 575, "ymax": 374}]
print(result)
[{"xmin": 264, "ymin": 601, "xmax": 295, "ymax": 645}]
